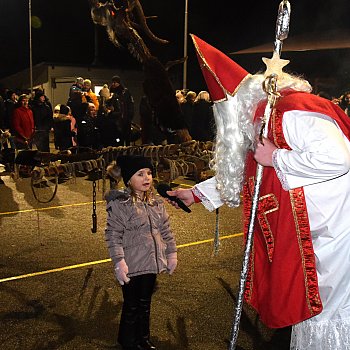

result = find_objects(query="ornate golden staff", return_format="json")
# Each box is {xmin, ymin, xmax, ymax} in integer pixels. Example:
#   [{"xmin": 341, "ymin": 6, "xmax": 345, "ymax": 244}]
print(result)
[{"xmin": 228, "ymin": 1, "xmax": 291, "ymax": 349}]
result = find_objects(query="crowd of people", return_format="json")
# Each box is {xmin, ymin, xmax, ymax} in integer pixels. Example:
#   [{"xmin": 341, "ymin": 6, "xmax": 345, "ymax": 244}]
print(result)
[
  {"xmin": 0, "ymin": 75, "xmax": 137, "ymax": 182},
  {"xmin": 139, "ymin": 88, "xmax": 215, "ymax": 145},
  {"xmin": 0, "ymin": 78, "xmax": 217, "ymax": 161},
  {"xmin": 0, "ymin": 73, "xmax": 219, "ymax": 185},
  {"xmin": 1, "ymin": 77, "xmax": 350, "ymax": 176},
  {"xmin": 0, "ymin": 75, "xmax": 136, "ymax": 149},
  {"xmin": 59, "ymin": 75, "xmax": 135, "ymax": 150}
]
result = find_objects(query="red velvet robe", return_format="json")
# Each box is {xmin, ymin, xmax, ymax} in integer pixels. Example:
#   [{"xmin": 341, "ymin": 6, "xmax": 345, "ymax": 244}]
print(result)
[{"xmin": 243, "ymin": 91, "xmax": 350, "ymax": 328}]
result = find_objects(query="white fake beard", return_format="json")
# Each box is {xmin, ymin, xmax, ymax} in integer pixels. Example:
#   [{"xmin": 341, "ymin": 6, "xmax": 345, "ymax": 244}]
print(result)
[
  {"xmin": 211, "ymin": 73, "xmax": 312, "ymax": 207},
  {"xmin": 210, "ymin": 93, "xmax": 256, "ymax": 208}
]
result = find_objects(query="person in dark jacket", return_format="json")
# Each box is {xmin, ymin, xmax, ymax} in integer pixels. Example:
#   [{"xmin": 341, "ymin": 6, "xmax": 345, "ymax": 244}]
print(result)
[
  {"xmin": 1, "ymin": 90, "xmax": 17, "ymax": 174},
  {"xmin": 190, "ymin": 90, "xmax": 215, "ymax": 141},
  {"xmin": 53, "ymin": 104, "xmax": 76, "ymax": 151},
  {"xmin": 139, "ymin": 95, "xmax": 166, "ymax": 145},
  {"xmin": 76, "ymin": 103, "xmax": 100, "ymax": 149},
  {"xmin": 104, "ymin": 155, "xmax": 177, "ymax": 350},
  {"xmin": 107, "ymin": 75, "xmax": 134, "ymax": 146},
  {"xmin": 96, "ymin": 107, "xmax": 123, "ymax": 147},
  {"xmin": 67, "ymin": 77, "xmax": 91, "ymax": 122},
  {"xmin": 31, "ymin": 90, "xmax": 53, "ymax": 152},
  {"xmin": 4, "ymin": 90, "xmax": 17, "ymax": 132}
]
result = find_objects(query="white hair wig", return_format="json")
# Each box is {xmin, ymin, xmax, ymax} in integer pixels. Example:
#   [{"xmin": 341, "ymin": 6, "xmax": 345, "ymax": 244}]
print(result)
[{"xmin": 211, "ymin": 72, "xmax": 312, "ymax": 207}]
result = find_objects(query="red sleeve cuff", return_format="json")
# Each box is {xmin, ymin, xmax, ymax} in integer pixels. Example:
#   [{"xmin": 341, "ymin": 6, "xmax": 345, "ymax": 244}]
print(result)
[{"xmin": 191, "ymin": 189, "xmax": 201, "ymax": 203}]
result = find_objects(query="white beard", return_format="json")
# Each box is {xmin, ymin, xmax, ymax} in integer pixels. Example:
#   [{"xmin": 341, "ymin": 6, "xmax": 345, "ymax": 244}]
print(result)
[{"xmin": 211, "ymin": 73, "xmax": 312, "ymax": 207}]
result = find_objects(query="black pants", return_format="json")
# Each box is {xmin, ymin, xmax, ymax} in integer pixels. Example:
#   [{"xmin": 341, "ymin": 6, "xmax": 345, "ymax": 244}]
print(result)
[
  {"xmin": 33, "ymin": 130, "xmax": 50, "ymax": 152},
  {"xmin": 118, "ymin": 273, "xmax": 157, "ymax": 348}
]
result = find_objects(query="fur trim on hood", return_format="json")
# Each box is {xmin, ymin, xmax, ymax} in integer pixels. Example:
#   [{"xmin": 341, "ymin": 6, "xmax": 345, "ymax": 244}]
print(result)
[
  {"xmin": 54, "ymin": 113, "xmax": 71, "ymax": 121},
  {"xmin": 104, "ymin": 189, "xmax": 131, "ymax": 203}
]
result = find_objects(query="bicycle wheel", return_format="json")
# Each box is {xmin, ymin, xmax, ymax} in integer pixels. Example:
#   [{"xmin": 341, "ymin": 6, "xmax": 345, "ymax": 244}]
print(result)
[{"xmin": 31, "ymin": 169, "xmax": 58, "ymax": 203}]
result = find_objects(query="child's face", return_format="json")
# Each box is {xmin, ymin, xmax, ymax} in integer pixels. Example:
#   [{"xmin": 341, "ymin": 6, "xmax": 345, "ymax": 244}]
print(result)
[{"xmin": 129, "ymin": 168, "xmax": 153, "ymax": 194}]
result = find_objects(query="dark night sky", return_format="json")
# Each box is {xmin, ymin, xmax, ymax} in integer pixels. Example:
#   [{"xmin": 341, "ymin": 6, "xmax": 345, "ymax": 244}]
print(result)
[{"xmin": 0, "ymin": 0, "xmax": 349, "ymax": 92}]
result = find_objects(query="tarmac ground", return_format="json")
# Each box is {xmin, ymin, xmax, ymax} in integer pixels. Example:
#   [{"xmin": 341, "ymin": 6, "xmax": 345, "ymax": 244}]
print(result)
[{"xmin": 0, "ymin": 169, "xmax": 291, "ymax": 350}]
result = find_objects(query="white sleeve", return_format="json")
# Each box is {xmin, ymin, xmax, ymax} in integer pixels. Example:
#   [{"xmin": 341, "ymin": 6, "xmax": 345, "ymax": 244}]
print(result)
[
  {"xmin": 193, "ymin": 176, "xmax": 224, "ymax": 212},
  {"xmin": 273, "ymin": 110, "xmax": 350, "ymax": 190}
]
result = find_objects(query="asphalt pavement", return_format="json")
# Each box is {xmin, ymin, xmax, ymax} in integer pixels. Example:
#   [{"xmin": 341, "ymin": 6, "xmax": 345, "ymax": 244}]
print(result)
[{"xmin": 0, "ymin": 171, "xmax": 291, "ymax": 350}]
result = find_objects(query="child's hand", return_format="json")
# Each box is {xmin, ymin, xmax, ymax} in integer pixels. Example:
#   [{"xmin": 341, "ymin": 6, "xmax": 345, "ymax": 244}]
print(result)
[
  {"xmin": 115, "ymin": 259, "xmax": 130, "ymax": 285},
  {"xmin": 166, "ymin": 252, "xmax": 178, "ymax": 275}
]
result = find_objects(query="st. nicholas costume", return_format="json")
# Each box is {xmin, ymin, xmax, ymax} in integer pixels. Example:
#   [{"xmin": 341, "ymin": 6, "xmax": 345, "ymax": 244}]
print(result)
[{"xmin": 190, "ymin": 34, "xmax": 350, "ymax": 349}]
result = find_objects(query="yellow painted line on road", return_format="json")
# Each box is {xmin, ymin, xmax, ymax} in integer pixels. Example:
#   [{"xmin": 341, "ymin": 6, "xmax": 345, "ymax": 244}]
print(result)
[
  {"xmin": 0, "ymin": 233, "xmax": 243, "ymax": 283},
  {"xmin": 176, "ymin": 233, "xmax": 243, "ymax": 248},
  {"xmin": 0, "ymin": 259, "xmax": 111, "ymax": 283},
  {"xmin": 0, "ymin": 201, "xmax": 104, "ymax": 216}
]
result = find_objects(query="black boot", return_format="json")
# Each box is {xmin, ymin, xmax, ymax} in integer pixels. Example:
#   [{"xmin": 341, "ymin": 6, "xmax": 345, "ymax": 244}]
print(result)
[
  {"xmin": 118, "ymin": 303, "xmax": 138, "ymax": 349},
  {"xmin": 138, "ymin": 298, "xmax": 155, "ymax": 349},
  {"xmin": 139, "ymin": 339, "xmax": 157, "ymax": 350}
]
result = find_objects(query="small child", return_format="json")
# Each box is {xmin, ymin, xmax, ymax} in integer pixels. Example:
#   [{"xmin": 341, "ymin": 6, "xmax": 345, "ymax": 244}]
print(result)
[{"xmin": 104, "ymin": 155, "xmax": 177, "ymax": 350}]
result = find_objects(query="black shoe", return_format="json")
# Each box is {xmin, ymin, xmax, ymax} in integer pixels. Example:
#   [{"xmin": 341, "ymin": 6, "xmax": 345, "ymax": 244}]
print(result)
[{"xmin": 140, "ymin": 339, "xmax": 157, "ymax": 350}]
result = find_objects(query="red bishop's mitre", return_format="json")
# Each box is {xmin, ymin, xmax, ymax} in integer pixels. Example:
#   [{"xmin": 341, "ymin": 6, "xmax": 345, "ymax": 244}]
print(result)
[{"xmin": 190, "ymin": 34, "xmax": 250, "ymax": 102}]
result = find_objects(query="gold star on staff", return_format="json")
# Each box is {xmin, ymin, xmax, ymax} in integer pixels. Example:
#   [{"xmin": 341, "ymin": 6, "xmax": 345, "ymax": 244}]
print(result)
[{"xmin": 262, "ymin": 52, "xmax": 290, "ymax": 79}]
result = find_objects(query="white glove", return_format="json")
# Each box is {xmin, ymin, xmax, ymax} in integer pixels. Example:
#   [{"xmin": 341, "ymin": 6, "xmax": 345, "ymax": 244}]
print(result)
[
  {"xmin": 114, "ymin": 259, "xmax": 130, "ymax": 285},
  {"xmin": 166, "ymin": 252, "xmax": 178, "ymax": 275}
]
